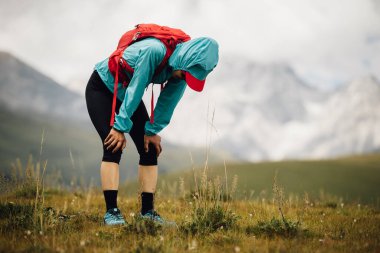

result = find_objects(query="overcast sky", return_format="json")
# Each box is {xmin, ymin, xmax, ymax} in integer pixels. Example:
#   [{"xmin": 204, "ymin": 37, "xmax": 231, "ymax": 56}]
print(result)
[{"xmin": 0, "ymin": 0, "xmax": 379, "ymax": 94}]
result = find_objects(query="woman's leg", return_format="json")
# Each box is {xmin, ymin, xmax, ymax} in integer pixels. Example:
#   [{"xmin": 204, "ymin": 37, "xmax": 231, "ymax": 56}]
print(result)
[
  {"xmin": 101, "ymin": 162, "xmax": 119, "ymax": 189},
  {"xmin": 138, "ymin": 165, "xmax": 157, "ymax": 193},
  {"xmin": 85, "ymin": 70, "xmax": 123, "ymax": 211},
  {"xmin": 129, "ymin": 101, "xmax": 158, "ymax": 214}
]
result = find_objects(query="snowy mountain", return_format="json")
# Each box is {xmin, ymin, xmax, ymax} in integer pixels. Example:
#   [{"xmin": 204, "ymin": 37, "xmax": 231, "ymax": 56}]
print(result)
[
  {"xmin": 165, "ymin": 56, "xmax": 380, "ymax": 161},
  {"xmin": 294, "ymin": 76, "xmax": 380, "ymax": 158}
]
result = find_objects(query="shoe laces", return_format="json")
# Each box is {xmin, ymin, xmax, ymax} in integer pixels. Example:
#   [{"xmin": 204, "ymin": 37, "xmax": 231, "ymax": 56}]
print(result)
[{"xmin": 107, "ymin": 208, "xmax": 123, "ymax": 218}]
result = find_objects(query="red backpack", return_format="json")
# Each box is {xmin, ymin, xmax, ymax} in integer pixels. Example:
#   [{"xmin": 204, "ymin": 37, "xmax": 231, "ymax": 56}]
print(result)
[{"xmin": 108, "ymin": 24, "xmax": 191, "ymax": 126}]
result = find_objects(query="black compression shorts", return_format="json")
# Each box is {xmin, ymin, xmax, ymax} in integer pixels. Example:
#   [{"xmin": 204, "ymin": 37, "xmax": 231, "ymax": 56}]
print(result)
[{"xmin": 85, "ymin": 70, "xmax": 157, "ymax": 165}]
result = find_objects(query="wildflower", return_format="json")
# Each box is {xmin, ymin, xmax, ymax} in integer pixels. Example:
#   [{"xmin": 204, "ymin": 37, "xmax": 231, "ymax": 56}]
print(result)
[
  {"xmin": 26, "ymin": 230, "xmax": 31, "ymax": 235},
  {"xmin": 95, "ymin": 233, "xmax": 99, "ymax": 236},
  {"xmin": 353, "ymin": 219, "xmax": 357, "ymax": 223},
  {"xmin": 340, "ymin": 203, "xmax": 344, "ymax": 208},
  {"xmin": 249, "ymin": 213, "xmax": 253, "ymax": 218},
  {"xmin": 234, "ymin": 246, "xmax": 241, "ymax": 252},
  {"xmin": 189, "ymin": 201, "xmax": 193, "ymax": 205},
  {"xmin": 319, "ymin": 239, "xmax": 324, "ymax": 243},
  {"xmin": 159, "ymin": 236, "xmax": 164, "ymax": 241},
  {"xmin": 39, "ymin": 231, "xmax": 43, "ymax": 235},
  {"xmin": 80, "ymin": 240, "xmax": 86, "ymax": 246},
  {"xmin": 129, "ymin": 212, "xmax": 135, "ymax": 217}
]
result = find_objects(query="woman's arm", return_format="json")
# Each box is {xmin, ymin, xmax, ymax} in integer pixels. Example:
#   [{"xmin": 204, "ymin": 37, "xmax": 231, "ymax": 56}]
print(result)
[
  {"xmin": 144, "ymin": 78, "xmax": 187, "ymax": 136},
  {"xmin": 104, "ymin": 42, "xmax": 165, "ymax": 152},
  {"xmin": 112, "ymin": 44, "xmax": 165, "ymax": 133}
]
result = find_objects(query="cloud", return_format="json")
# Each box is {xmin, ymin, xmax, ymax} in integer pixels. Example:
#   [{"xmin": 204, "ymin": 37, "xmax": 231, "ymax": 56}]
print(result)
[{"xmin": 0, "ymin": 0, "xmax": 379, "ymax": 92}]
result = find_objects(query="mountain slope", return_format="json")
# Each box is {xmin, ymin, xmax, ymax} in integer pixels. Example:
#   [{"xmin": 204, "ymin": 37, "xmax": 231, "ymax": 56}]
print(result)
[{"xmin": 0, "ymin": 51, "xmax": 88, "ymax": 123}]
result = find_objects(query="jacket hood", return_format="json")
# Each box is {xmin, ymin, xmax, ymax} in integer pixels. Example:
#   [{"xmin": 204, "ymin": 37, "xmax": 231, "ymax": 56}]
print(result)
[{"xmin": 169, "ymin": 37, "xmax": 219, "ymax": 80}]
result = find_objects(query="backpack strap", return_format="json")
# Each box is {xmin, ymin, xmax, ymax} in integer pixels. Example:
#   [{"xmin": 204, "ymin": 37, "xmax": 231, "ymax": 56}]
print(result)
[
  {"xmin": 150, "ymin": 84, "xmax": 155, "ymax": 124},
  {"xmin": 110, "ymin": 56, "xmax": 120, "ymax": 127},
  {"xmin": 154, "ymin": 45, "xmax": 174, "ymax": 76}
]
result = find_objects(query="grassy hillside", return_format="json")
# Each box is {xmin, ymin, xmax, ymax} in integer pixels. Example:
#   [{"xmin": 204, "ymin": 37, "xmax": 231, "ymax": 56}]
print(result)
[
  {"xmin": 0, "ymin": 107, "xmax": 229, "ymax": 185},
  {"xmin": 0, "ymin": 107, "xmax": 101, "ymax": 184},
  {"xmin": 124, "ymin": 153, "xmax": 380, "ymax": 206}
]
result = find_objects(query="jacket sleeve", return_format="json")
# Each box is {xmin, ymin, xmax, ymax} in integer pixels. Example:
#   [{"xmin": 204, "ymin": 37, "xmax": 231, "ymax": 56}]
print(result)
[
  {"xmin": 113, "ymin": 46, "xmax": 164, "ymax": 133},
  {"xmin": 144, "ymin": 78, "xmax": 187, "ymax": 136}
]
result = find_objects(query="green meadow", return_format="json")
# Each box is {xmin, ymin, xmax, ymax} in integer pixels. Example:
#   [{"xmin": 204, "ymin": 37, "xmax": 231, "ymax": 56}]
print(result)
[
  {"xmin": 125, "ymin": 153, "xmax": 380, "ymax": 207},
  {"xmin": 0, "ymin": 153, "xmax": 379, "ymax": 252}
]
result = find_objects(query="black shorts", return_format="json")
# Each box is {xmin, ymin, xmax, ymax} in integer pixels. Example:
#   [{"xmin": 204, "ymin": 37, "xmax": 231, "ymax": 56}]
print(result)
[{"xmin": 85, "ymin": 70, "xmax": 157, "ymax": 165}]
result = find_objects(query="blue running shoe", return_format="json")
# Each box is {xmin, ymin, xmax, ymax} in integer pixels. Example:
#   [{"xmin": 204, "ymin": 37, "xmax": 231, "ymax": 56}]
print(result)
[
  {"xmin": 140, "ymin": 210, "xmax": 176, "ymax": 227},
  {"xmin": 103, "ymin": 208, "xmax": 126, "ymax": 226}
]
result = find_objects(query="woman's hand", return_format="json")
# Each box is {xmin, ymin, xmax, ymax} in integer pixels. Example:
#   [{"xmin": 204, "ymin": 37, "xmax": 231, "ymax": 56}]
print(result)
[
  {"xmin": 144, "ymin": 134, "xmax": 162, "ymax": 157},
  {"xmin": 104, "ymin": 128, "xmax": 127, "ymax": 153}
]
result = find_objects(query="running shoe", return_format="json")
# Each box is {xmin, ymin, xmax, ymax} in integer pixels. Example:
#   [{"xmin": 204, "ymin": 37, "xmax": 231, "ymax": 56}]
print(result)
[
  {"xmin": 103, "ymin": 208, "xmax": 126, "ymax": 226},
  {"xmin": 140, "ymin": 210, "xmax": 176, "ymax": 227}
]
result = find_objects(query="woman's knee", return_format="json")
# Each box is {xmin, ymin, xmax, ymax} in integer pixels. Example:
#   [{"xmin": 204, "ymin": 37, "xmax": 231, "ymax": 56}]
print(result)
[
  {"xmin": 138, "ymin": 143, "xmax": 157, "ymax": 165},
  {"xmin": 102, "ymin": 148, "xmax": 122, "ymax": 164}
]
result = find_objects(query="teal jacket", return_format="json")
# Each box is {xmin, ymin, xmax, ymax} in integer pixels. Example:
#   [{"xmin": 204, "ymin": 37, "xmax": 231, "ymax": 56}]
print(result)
[
  {"xmin": 95, "ymin": 36, "xmax": 219, "ymax": 136},
  {"xmin": 95, "ymin": 38, "xmax": 187, "ymax": 136}
]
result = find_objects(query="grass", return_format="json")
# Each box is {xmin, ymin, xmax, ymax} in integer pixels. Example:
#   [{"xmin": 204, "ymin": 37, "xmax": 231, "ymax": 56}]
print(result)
[
  {"xmin": 0, "ymin": 155, "xmax": 380, "ymax": 252},
  {"xmin": 1, "ymin": 190, "xmax": 379, "ymax": 252},
  {"xmin": 148, "ymin": 153, "xmax": 380, "ymax": 206}
]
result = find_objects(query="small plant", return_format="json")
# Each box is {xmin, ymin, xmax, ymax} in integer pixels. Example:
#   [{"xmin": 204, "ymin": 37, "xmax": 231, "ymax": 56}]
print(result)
[
  {"xmin": 180, "ymin": 108, "xmax": 240, "ymax": 235},
  {"xmin": 246, "ymin": 171, "xmax": 306, "ymax": 238},
  {"xmin": 0, "ymin": 202, "xmax": 35, "ymax": 230},
  {"xmin": 183, "ymin": 152, "xmax": 240, "ymax": 235},
  {"xmin": 245, "ymin": 217, "xmax": 301, "ymax": 237},
  {"xmin": 181, "ymin": 205, "xmax": 238, "ymax": 235},
  {"xmin": 0, "ymin": 130, "xmax": 51, "ymax": 233}
]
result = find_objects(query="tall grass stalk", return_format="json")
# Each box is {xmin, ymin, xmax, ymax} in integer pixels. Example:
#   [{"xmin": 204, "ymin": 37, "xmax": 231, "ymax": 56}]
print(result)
[
  {"xmin": 181, "ymin": 106, "xmax": 238, "ymax": 235},
  {"xmin": 33, "ymin": 128, "xmax": 48, "ymax": 232},
  {"xmin": 273, "ymin": 171, "xmax": 286, "ymax": 224},
  {"xmin": 189, "ymin": 151, "xmax": 199, "ymax": 200}
]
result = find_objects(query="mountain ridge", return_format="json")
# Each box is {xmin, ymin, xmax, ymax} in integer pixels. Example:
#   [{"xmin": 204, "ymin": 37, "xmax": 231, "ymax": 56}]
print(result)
[{"xmin": 0, "ymin": 51, "xmax": 88, "ymax": 124}]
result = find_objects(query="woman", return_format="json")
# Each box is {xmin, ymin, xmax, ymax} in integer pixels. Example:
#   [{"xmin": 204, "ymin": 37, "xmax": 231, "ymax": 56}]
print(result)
[{"xmin": 85, "ymin": 35, "xmax": 219, "ymax": 226}]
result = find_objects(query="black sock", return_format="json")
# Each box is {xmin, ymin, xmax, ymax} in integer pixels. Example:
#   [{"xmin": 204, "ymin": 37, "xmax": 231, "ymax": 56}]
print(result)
[
  {"xmin": 103, "ymin": 190, "xmax": 118, "ymax": 211},
  {"xmin": 141, "ymin": 192, "xmax": 154, "ymax": 215}
]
